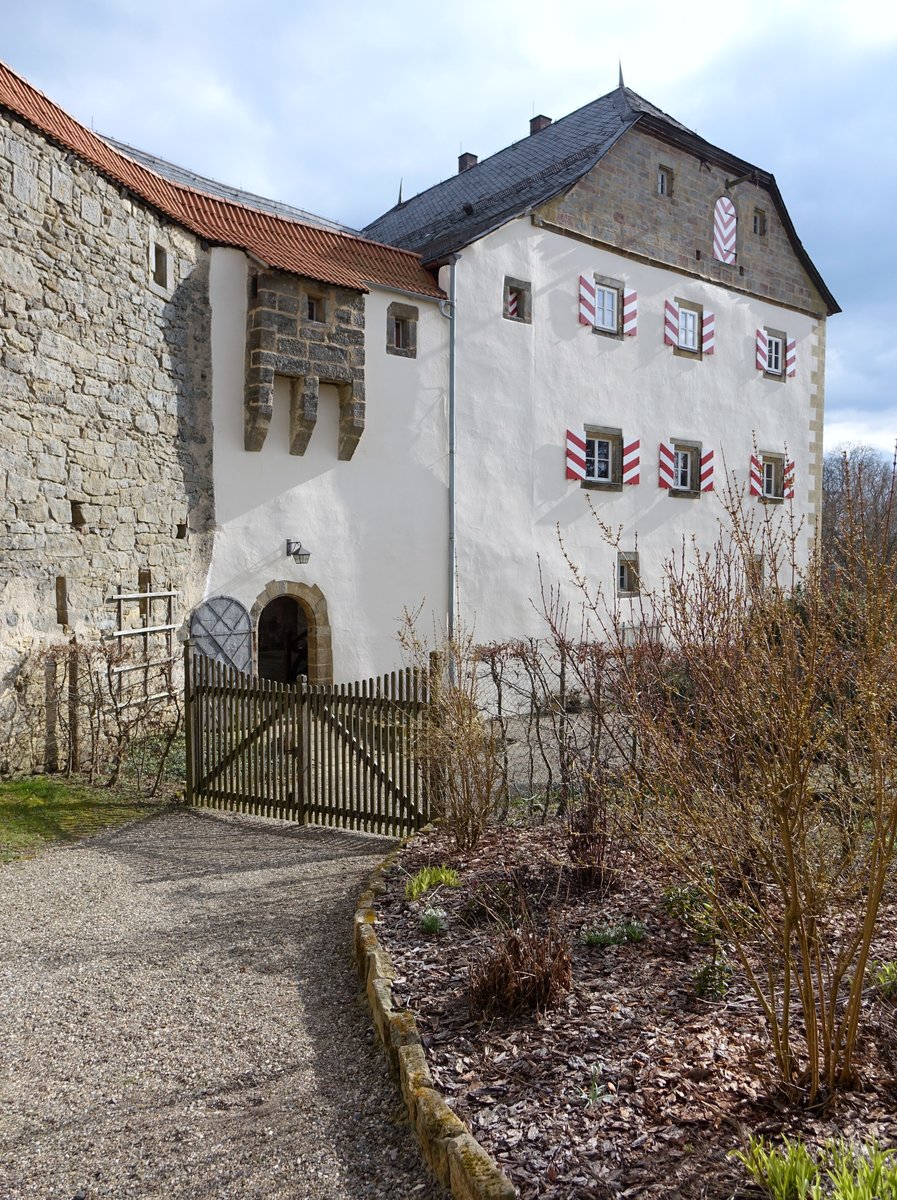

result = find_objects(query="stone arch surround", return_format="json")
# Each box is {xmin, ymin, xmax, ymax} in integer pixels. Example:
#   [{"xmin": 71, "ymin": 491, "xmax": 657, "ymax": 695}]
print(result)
[{"xmin": 250, "ymin": 581, "xmax": 333, "ymax": 685}]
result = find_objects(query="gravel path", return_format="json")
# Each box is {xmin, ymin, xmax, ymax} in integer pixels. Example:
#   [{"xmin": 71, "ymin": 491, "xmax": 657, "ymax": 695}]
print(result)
[{"xmin": 0, "ymin": 809, "xmax": 449, "ymax": 1200}]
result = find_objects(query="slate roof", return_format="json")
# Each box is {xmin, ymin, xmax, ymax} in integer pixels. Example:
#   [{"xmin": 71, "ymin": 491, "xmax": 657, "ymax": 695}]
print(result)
[
  {"xmin": 0, "ymin": 60, "xmax": 441, "ymax": 298},
  {"xmin": 363, "ymin": 85, "xmax": 839, "ymax": 315},
  {"xmin": 362, "ymin": 87, "xmax": 665, "ymax": 260}
]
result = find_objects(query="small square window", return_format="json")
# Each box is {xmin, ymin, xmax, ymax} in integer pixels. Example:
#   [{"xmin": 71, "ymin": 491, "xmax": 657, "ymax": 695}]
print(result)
[
  {"xmin": 594, "ymin": 286, "xmax": 618, "ymax": 332},
  {"xmin": 503, "ymin": 277, "xmax": 532, "ymax": 323},
  {"xmin": 761, "ymin": 455, "xmax": 785, "ymax": 500},
  {"xmin": 590, "ymin": 274, "xmax": 623, "ymax": 338},
  {"xmin": 386, "ymin": 301, "xmax": 419, "ymax": 358},
  {"xmin": 678, "ymin": 307, "xmax": 698, "ymax": 351},
  {"xmin": 581, "ymin": 427, "xmax": 623, "ymax": 489},
  {"xmin": 306, "ymin": 295, "xmax": 324, "ymax": 323},
  {"xmin": 617, "ymin": 552, "xmax": 640, "ymax": 597},
  {"xmin": 152, "ymin": 243, "xmax": 168, "ymax": 288},
  {"xmin": 766, "ymin": 334, "xmax": 783, "ymax": 375},
  {"xmin": 657, "ymin": 166, "xmax": 673, "ymax": 198},
  {"xmin": 667, "ymin": 440, "xmax": 702, "ymax": 497},
  {"xmin": 673, "ymin": 299, "xmax": 703, "ymax": 358},
  {"xmin": 761, "ymin": 327, "xmax": 788, "ymax": 381},
  {"xmin": 753, "ymin": 208, "xmax": 767, "ymax": 237}
]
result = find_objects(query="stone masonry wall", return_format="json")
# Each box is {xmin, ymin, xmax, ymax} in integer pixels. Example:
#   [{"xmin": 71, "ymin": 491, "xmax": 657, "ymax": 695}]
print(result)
[
  {"xmin": 245, "ymin": 270, "xmax": 366, "ymax": 460},
  {"xmin": 0, "ymin": 112, "xmax": 214, "ymax": 768},
  {"xmin": 539, "ymin": 125, "xmax": 829, "ymax": 319}
]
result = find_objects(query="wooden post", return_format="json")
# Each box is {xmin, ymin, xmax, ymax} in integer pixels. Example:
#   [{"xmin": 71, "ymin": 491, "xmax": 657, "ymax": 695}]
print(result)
[{"xmin": 183, "ymin": 640, "xmax": 195, "ymax": 805}]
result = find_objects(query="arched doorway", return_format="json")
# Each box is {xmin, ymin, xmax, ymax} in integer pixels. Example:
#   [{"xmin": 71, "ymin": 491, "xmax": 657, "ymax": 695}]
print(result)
[
  {"xmin": 251, "ymin": 581, "xmax": 333, "ymax": 685},
  {"xmin": 257, "ymin": 595, "xmax": 308, "ymax": 683}
]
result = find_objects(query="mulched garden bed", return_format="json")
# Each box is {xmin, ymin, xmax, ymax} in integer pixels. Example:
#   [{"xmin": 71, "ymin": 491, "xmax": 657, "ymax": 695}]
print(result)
[{"xmin": 373, "ymin": 822, "xmax": 897, "ymax": 1199}]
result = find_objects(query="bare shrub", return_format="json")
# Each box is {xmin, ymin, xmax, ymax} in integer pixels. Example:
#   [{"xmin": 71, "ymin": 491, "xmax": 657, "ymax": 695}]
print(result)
[
  {"xmin": 1, "ymin": 636, "xmax": 181, "ymax": 796},
  {"xmin": 400, "ymin": 617, "xmax": 506, "ymax": 850},
  {"xmin": 469, "ymin": 891, "xmax": 572, "ymax": 1018},
  {"xmin": 562, "ymin": 476, "xmax": 897, "ymax": 1103}
]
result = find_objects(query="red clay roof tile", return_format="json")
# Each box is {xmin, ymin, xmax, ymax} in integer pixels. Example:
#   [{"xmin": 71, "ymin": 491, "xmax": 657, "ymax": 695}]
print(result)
[{"xmin": 0, "ymin": 60, "xmax": 442, "ymax": 298}]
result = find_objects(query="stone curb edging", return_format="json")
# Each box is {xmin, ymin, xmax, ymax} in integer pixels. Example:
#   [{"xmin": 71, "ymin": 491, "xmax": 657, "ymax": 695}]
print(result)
[{"xmin": 354, "ymin": 851, "xmax": 517, "ymax": 1200}]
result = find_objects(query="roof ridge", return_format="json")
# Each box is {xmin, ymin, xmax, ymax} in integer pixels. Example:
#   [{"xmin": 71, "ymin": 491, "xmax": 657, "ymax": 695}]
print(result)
[
  {"xmin": 366, "ymin": 86, "xmax": 636, "ymax": 229},
  {"xmin": 0, "ymin": 58, "xmax": 441, "ymax": 294}
]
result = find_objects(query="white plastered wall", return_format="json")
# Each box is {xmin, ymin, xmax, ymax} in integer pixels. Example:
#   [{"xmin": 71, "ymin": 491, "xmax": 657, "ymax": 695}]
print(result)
[
  {"xmin": 207, "ymin": 248, "xmax": 449, "ymax": 680},
  {"xmin": 446, "ymin": 218, "xmax": 819, "ymax": 643}
]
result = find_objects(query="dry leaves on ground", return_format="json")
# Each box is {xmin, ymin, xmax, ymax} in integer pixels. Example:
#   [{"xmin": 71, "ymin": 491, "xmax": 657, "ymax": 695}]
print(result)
[{"xmin": 375, "ymin": 824, "xmax": 897, "ymax": 1199}]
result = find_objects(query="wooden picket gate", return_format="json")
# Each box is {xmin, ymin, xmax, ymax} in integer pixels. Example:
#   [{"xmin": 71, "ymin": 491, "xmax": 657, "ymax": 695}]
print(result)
[{"xmin": 184, "ymin": 645, "xmax": 430, "ymax": 836}]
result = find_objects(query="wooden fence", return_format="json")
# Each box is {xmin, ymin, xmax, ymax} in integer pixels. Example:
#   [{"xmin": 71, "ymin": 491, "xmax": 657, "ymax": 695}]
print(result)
[{"xmin": 184, "ymin": 645, "xmax": 430, "ymax": 836}]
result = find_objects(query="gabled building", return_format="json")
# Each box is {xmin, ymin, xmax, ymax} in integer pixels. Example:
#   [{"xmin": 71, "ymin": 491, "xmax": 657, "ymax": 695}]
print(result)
[
  {"xmin": 0, "ymin": 63, "xmax": 837, "ymax": 768},
  {"xmin": 364, "ymin": 86, "xmax": 838, "ymax": 643}
]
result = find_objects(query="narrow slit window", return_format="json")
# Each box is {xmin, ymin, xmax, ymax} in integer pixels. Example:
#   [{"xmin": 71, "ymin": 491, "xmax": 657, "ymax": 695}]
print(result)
[
  {"xmin": 657, "ymin": 166, "xmax": 673, "ymax": 197},
  {"xmin": 617, "ymin": 552, "xmax": 640, "ymax": 596},
  {"xmin": 152, "ymin": 244, "xmax": 168, "ymax": 288},
  {"xmin": 753, "ymin": 208, "xmax": 767, "ymax": 237}
]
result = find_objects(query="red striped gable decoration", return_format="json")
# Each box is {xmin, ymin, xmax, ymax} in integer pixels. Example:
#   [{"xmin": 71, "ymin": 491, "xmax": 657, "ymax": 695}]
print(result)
[
  {"xmin": 622, "ymin": 291, "xmax": 638, "ymax": 336},
  {"xmin": 700, "ymin": 449, "xmax": 714, "ymax": 491},
  {"xmin": 702, "ymin": 311, "xmax": 716, "ymax": 356},
  {"xmin": 713, "ymin": 196, "xmax": 737, "ymax": 264},
  {"xmin": 786, "ymin": 338, "xmax": 797, "ymax": 377},
  {"xmin": 663, "ymin": 299, "xmax": 679, "ymax": 345},
  {"xmin": 622, "ymin": 439, "xmax": 640, "ymax": 485},
  {"xmin": 579, "ymin": 275, "xmax": 596, "ymax": 326},
  {"xmin": 566, "ymin": 429, "xmax": 587, "ymax": 479}
]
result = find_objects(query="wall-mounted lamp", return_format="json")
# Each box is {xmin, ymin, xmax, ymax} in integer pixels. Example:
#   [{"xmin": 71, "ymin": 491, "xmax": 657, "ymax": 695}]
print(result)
[{"xmin": 286, "ymin": 539, "xmax": 311, "ymax": 564}]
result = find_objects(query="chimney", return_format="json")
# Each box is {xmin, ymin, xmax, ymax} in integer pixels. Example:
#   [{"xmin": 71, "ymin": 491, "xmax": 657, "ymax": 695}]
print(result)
[
  {"xmin": 458, "ymin": 151, "xmax": 478, "ymax": 173},
  {"xmin": 530, "ymin": 114, "xmax": 552, "ymax": 135}
]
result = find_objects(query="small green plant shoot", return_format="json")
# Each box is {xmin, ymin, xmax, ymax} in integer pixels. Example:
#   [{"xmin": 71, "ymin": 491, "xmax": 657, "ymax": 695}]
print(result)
[
  {"xmin": 871, "ymin": 959, "xmax": 897, "ymax": 1000},
  {"xmin": 732, "ymin": 1134, "xmax": 897, "ymax": 1200},
  {"xmin": 419, "ymin": 905, "xmax": 448, "ymax": 935},
  {"xmin": 405, "ymin": 864, "xmax": 460, "ymax": 901},
  {"xmin": 583, "ymin": 921, "xmax": 645, "ymax": 948}
]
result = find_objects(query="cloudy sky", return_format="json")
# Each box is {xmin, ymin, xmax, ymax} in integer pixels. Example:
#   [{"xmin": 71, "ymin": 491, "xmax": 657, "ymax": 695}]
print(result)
[{"xmin": 4, "ymin": 0, "xmax": 896, "ymax": 452}]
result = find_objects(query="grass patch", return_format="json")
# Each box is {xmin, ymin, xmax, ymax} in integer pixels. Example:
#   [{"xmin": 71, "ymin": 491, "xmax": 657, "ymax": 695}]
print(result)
[{"xmin": 0, "ymin": 777, "xmax": 170, "ymax": 862}]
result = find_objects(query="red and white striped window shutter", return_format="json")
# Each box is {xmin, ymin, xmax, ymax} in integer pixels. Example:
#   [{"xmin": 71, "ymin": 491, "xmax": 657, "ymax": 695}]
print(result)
[
  {"xmin": 713, "ymin": 196, "xmax": 737, "ymax": 264},
  {"xmin": 658, "ymin": 441, "xmax": 675, "ymax": 488},
  {"xmin": 702, "ymin": 311, "xmax": 715, "ymax": 356},
  {"xmin": 579, "ymin": 276, "xmax": 596, "ymax": 326},
  {"xmin": 756, "ymin": 329, "xmax": 768, "ymax": 372},
  {"xmin": 663, "ymin": 300, "xmax": 679, "ymax": 346},
  {"xmin": 786, "ymin": 338, "xmax": 796, "ymax": 377},
  {"xmin": 700, "ymin": 448, "xmax": 714, "ymax": 492},
  {"xmin": 784, "ymin": 460, "xmax": 795, "ymax": 500},
  {"xmin": 565, "ymin": 429, "xmax": 587, "ymax": 479},
  {"xmin": 622, "ymin": 439, "xmax": 640, "ymax": 484},
  {"xmin": 749, "ymin": 454, "xmax": 763, "ymax": 496},
  {"xmin": 507, "ymin": 290, "xmax": 519, "ymax": 318},
  {"xmin": 622, "ymin": 291, "xmax": 638, "ymax": 336}
]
